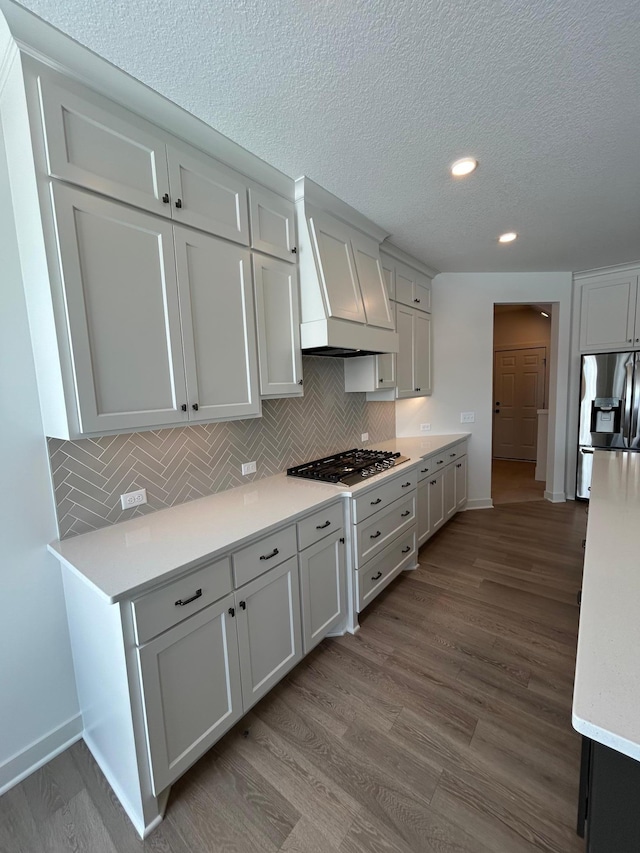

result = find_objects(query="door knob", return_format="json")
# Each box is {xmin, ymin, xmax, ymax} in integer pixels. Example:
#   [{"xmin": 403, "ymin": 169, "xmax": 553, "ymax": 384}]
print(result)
[{"xmin": 494, "ymin": 409, "xmax": 500, "ymax": 414}]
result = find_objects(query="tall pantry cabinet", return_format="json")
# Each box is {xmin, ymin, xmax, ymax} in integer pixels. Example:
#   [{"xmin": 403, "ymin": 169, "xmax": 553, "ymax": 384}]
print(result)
[{"xmin": 1, "ymin": 54, "xmax": 301, "ymax": 440}]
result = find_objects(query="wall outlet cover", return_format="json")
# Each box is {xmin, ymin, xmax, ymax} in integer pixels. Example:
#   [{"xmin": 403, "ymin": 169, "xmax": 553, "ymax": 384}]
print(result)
[
  {"xmin": 361, "ymin": 433, "xmax": 369, "ymax": 442},
  {"xmin": 120, "ymin": 488, "xmax": 147, "ymax": 510},
  {"xmin": 420, "ymin": 423, "xmax": 431, "ymax": 432},
  {"xmin": 460, "ymin": 412, "xmax": 476, "ymax": 424},
  {"xmin": 241, "ymin": 461, "xmax": 257, "ymax": 476}
]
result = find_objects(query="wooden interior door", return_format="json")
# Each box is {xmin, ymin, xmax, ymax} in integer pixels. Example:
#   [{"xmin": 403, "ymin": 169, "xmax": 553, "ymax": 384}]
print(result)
[{"xmin": 493, "ymin": 348, "xmax": 546, "ymax": 461}]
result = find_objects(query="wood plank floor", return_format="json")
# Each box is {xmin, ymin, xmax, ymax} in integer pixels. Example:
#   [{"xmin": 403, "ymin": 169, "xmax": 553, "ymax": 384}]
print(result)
[
  {"xmin": 492, "ymin": 459, "xmax": 546, "ymax": 505},
  {"xmin": 0, "ymin": 500, "xmax": 588, "ymax": 853}
]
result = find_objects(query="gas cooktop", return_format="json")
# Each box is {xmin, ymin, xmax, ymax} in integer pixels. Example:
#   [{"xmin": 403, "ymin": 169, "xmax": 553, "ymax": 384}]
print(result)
[{"xmin": 287, "ymin": 448, "xmax": 411, "ymax": 486}]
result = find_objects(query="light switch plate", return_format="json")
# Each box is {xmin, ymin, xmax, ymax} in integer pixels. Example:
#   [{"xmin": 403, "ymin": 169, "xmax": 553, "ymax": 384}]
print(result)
[{"xmin": 460, "ymin": 412, "xmax": 475, "ymax": 424}]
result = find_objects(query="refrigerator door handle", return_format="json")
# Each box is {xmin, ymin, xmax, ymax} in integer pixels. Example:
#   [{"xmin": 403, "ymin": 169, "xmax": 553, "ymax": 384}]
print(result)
[
  {"xmin": 623, "ymin": 360, "xmax": 634, "ymax": 445},
  {"xmin": 631, "ymin": 356, "xmax": 640, "ymax": 446}
]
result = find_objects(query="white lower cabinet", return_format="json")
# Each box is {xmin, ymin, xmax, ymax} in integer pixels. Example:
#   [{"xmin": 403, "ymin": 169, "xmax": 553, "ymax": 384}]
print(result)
[
  {"xmin": 235, "ymin": 556, "xmax": 303, "ymax": 711},
  {"xmin": 137, "ymin": 593, "xmax": 243, "ymax": 795},
  {"xmin": 428, "ymin": 468, "xmax": 446, "ymax": 534},
  {"xmin": 444, "ymin": 463, "xmax": 456, "ymax": 521},
  {"xmin": 416, "ymin": 444, "xmax": 468, "ymax": 548},
  {"xmin": 298, "ymin": 529, "xmax": 347, "ymax": 653},
  {"xmin": 417, "ymin": 478, "xmax": 431, "ymax": 547},
  {"xmin": 455, "ymin": 456, "xmax": 468, "ymax": 510}
]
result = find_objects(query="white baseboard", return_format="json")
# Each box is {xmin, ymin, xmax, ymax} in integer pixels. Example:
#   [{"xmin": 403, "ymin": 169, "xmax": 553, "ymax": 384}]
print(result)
[
  {"xmin": 544, "ymin": 490, "xmax": 566, "ymax": 503},
  {"xmin": 465, "ymin": 498, "xmax": 494, "ymax": 510},
  {"xmin": 0, "ymin": 713, "xmax": 82, "ymax": 795}
]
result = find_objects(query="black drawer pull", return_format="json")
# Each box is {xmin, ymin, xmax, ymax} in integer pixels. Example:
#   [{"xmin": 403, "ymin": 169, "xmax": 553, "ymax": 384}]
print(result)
[
  {"xmin": 402, "ymin": 546, "xmax": 411, "ymax": 554},
  {"xmin": 450, "ymin": 453, "xmax": 456, "ymax": 457},
  {"xmin": 239, "ymin": 600, "xmax": 246, "ymax": 610},
  {"xmin": 401, "ymin": 510, "xmax": 411, "ymax": 517},
  {"xmin": 401, "ymin": 481, "xmax": 411, "ymax": 488},
  {"xmin": 420, "ymin": 467, "xmax": 429, "ymax": 473},
  {"xmin": 371, "ymin": 571, "xmax": 382, "ymax": 580},
  {"xmin": 228, "ymin": 606, "xmax": 235, "ymax": 617},
  {"xmin": 260, "ymin": 547, "xmax": 279, "ymax": 561},
  {"xmin": 316, "ymin": 520, "xmax": 331, "ymax": 529},
  {"xmin": 175, "ymin": 588, "xmax": 202, "ymax": 607},
  {"xmin": 370, "ymin": 498, "xmax": 382, "ymax": 505},
  {"xmin": 430, "ymin": 480, "xmax": 437, "ymax": 485},
  {"xmin": 370, "ymin": 530, "xmax": 382, "ymax": 539},
  {"xmin": 456, "ymin": 463, "xmax": 462, "ymax": 468},
  {"xmin": 437, "ymin": 460, "xmax": 444, "ymax": 464}
]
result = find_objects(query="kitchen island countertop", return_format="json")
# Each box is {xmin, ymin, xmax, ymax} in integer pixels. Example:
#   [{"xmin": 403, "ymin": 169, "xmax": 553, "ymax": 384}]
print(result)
[{"xmin": 572, "ymin": 450, "xmax": 640, "ymax": 760}]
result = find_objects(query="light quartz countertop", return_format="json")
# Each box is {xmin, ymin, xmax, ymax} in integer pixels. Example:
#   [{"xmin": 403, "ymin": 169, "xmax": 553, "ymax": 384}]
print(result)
[
  {"xmin": 48, "ymin": 433, "xmax": 469, "ymax": 605},
  {"xmin": 572, "ymin": 450, "xmax": 640, "ymax": 761}
]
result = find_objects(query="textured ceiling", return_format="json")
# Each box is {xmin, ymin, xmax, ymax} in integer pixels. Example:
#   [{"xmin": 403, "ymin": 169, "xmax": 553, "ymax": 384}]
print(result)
[{"xmin": 8, "ymin": 0, "xmax": 640, "ymax": 272}]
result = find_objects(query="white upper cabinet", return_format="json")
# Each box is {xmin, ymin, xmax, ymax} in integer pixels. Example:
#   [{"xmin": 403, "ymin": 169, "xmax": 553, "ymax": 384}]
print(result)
[
  {"xmin": 396, "ymin": 303, "xmax": 432, "ymax": 398},
  {"xmin": 38, "ymin": 73, "xmax": 251, "ymax": 244},
  {"xmin": 166, "ymin": 144, "xmax": 249, "ymax": 244},
  {"xmin": 350, "ymin": 232, "xmax": 395, "ymax": 329},
  {"xmin": 253, "ymin": 254, "xmax": 303, "ymax": 398},
  {"xmin": 38, "ymin": 77, "xmax": 171, "ymax": 216},
  {"xmin": 308, "ymin": 210, "xmax": 366, "ymax": 323},
  {"xmin": 51, "ymin": 184, "xmax": 188, "ymax": 434},
  {"xmin": 414, "ymin": 311, "xmax": 432, "ymax": 394},
  {"xmin": 578, "ymin": 273, "xmax": 640, "ymax": 351},
  {"xmin": 394, "ymin": 259, "xmax": 432, "ymax": 312},
  {"xmin": 174, "ymin": 228, "xmax": 260, "ymax": 422},
  {"xmin": 248, "ymin": 187, "xmax": 297, "ymax": 262}
]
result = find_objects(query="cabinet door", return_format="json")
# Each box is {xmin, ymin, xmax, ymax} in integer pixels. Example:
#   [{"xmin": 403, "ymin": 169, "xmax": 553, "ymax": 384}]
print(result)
[
  {"xmin": 377, "ymin": 352, "xmax": 396, "ymax": 388},
  {"xmin": 51, "ymin": 184, "xmax": 188, "ymax": 434},
  {"xmin": 428, "ymin": 469, "xmax": 445, "ymax": 533},
  {"xmin": 394, "ymin": 261, "xmax": 416, "ymax": 307},
  {"xmin": 299, "ymin": 530, "xmax": 346, "ymax": 654},
  {"xmin": 444, "ymin": 463, "xmax": 456, "ymax": 520},
  {"xmin": 455, "ymin": 456, "xmax": 468, "ymax": 510},
  {"xmin": 235, "ymin": 556, "xmax": 303, "ymax": 711},
  {"xmin": 253, "ymin": 254, "xmax": 303, "ymax": 398},
  {"xmin": 350, "ymin": 233, "xmax": 394, "ymax": 330},
  {"xmin": 167, "ymin": 145, "xmax": 250, "ymax": 244},
  {"xmin": 395, "ymin": 303, "xmax": 415, "ymax": 398},
  {"xmin": 174, "ymin": 227, "xmax": 261, "ymax": 421},
  {"xmin": 416, "ymin": 478, "xmax": 431, "ymax": 547},
  {"xmin": 249, "ymin": 187, "xmax": 296, "ymax": 262},
  {"xmin": 137, "ymin": 593, "xmax": 243, "ymax": 795},
  {"xmin": 308, "ymin": 211, "xmax": 366, "ymax": 323},
  {"xmin": 579, "ymin": 275, "xmax": 638, "ymax": 351},
  {"xmin": 414, "ymin": 312, "xmax": 432, "ymax": 395},
  {"xmin": 39, "ymin": 76, "xmax": 170, "ymax": 216},
  {"xmin": 414, "ymin": 273, "xmax": 432, "ymax": 312}
]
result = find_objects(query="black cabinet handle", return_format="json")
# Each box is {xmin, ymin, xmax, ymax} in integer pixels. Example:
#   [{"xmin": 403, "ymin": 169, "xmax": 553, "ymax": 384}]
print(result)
[
  {"xmin": 175, "ymin": 588, "xmax": 202, "ymax": 607},
  {"xmin": 415, "ymin": 387, "xmax": 421, "ymax": 392},
  {"xmin": 414, "ymin": 297, "xmax": 421, "ymax": 303},
  {"xmin": 370, "ymin": 530, "xmax": 382, "ymax": 539},
  {"xmin": 298, "ymin": 379, "xmax": 303, "ymax": 385},
  {"xmin": 402, "ymin": 546, "xmax": 411, "ymax": 554},
  {"xmin": 260, "ymin": 547, "xmax": 279, "ymax": 561},
  {"xmin": 192, "ymin": 403, "xmax": 199, "ymax": 411},
  {"xmin": 162, "ymin": 193, "xmax": 170, "ymax": 203},
  {"xmin": 370, "ymin": 498, "xmax": 382, "ymax": 505},
  {"xmin": 421, "ymin": 467, "xmax": 429, "ymax": 473},
  {"xmin": 401, "ymin": 481, "xmax": 411, "ymax": 488},
  {"xmin": 430, "ymin": 480, "xmax": 437, "ymax": 485},
  {"xmin": 181, "ymin": 404, "xmax": 187, "ymax": 412},
  {"xmin": 379, "ymin": 378, "xmax": 384, "ymax": 383},
  {"xmin": 437, "ymin": 460, "xmax": 444, "ymax": 464},
  {"xmin": 291, "ymin": 247, "xmax": 297, "ymax": 254},
  {"xmin": 401, "ymin": 510, "xmax": 410, "ymax": 517},
  {"xmin": 175, "ymin": 198, "xmax": 183, "ymax": 208},
  {"xmin": 228, "ymin": 607, "xmax": 235, "ymax": 617},
  {"xmin": 239, "ymin": 600, "xmax": 246, "ymax": 610},
  {"xmin": 450, "ymin": 453, "xmax": 456, "ymax": 457},
  {"xmin": 456, "ymin": 463, "xmax": 462, "ymax": 468},
  {"xmin": 371, "ymin": 571, "xmax": 382, "ymax": 580},
  {"xmin": 316, "ymin": 520, "xmax": 331, "ymax": 530},
  {"xmin": 339, "ymin": 537, "xmax": 345, "ymax": 544}
]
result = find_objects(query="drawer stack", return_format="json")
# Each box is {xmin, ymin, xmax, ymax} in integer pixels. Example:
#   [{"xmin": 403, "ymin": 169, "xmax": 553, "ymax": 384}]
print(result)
[{"xmin": 351, "ymin": 468, "xmax": 418, "ymax": 612}]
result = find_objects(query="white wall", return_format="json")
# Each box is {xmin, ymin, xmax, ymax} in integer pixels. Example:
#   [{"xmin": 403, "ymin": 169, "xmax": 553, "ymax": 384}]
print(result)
[
  {"xmin": 0, "ymin": 122, "xmax": 80, "ymax": 793},
  {"xmin": 396, "ymin": 272, "xmax": 573, "ymax": 507}
]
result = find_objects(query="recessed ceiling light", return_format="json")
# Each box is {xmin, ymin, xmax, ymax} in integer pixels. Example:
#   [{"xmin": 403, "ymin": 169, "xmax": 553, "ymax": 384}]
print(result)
[
  {"xmin": 450, "ymin": 157, "xmax": 478, "ymax": 177},
  {"xmin": 498, "ymin": 232, "xmax": 518, "ymax": 243},
  {"xmin": 541, "ymin": 311, "xmax": 549, "ymax": 318}
]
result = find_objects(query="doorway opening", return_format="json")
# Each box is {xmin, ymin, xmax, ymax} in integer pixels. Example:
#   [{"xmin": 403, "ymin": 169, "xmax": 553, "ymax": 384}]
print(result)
[{"xmin": 492, "ymin": 304, "xmax": 551, "ymax": 505}]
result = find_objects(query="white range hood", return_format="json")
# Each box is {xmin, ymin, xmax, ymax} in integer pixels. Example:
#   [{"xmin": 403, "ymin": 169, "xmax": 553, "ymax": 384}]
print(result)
[{"xmin": 294, "ymin": 177, "xmax": 399, "ymax": 357}]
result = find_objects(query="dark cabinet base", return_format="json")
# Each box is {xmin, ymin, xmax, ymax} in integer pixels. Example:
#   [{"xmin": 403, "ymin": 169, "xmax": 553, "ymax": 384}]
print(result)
[{"xmin": 578, "ymin": 737, "xmax": 640, "ymax": 852}]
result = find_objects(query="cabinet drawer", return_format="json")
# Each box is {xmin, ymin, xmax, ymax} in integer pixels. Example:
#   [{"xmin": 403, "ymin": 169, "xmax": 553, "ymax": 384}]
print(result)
[
  {"xmin": 356, "ymin": 494, "xmax": 416, "ymax": 568},
  {"xmin": 444, "ymin": 445, "xmax": 463, "ymax": 464},
  {"xmin": 233, "ymin": 525, "xmax": 296, "ymax": 587},
  {"xmin": 131, "ymin": 557, "xmax": 232, "ymax": 645},
  {"xmin": 417, "ymin": 457, "xmax": 435, "ymax": 482},
  {"xmin": 353, "ymin": 468, "xmax": 417, "ymax": 524},
  {"xmin": 297, "ymin": 502, "xmax": 344, "ymax": 551},
  {"xmin": 356, "ymin": 529, "xmax": 417, "ymax": 612}
]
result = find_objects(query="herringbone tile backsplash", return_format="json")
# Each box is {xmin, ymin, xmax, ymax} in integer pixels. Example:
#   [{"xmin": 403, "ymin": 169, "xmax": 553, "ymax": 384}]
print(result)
[{"xmin": 48, "ymin": 357, "xmax": 396, "ymax": 538}]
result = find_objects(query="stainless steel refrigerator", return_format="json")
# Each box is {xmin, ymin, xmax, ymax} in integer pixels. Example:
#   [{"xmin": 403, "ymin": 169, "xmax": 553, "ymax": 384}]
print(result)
[{"xmin": 577, "ymin": 351, "xmax": 640, "ymax": 499}]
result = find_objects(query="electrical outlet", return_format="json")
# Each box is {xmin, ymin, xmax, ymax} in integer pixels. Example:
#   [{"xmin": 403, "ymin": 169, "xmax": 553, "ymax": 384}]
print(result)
[
  {"xmin": 460, "ymin": 412, "xmax": 475, "ymax": 424},
  {"xmin": 241, "ymin": 461, "xmax": 257, "ymax": 476},
  {"xmin": 420, "ymin": 423, "xmax": 431, "ymax": 432},
  {"xmin": 120, "ymin": 488, "xmax": 147, "ymax": 510},
  {"xmin": 361, "ymin": 432, "xmax": 369, "ymax": 442}
]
